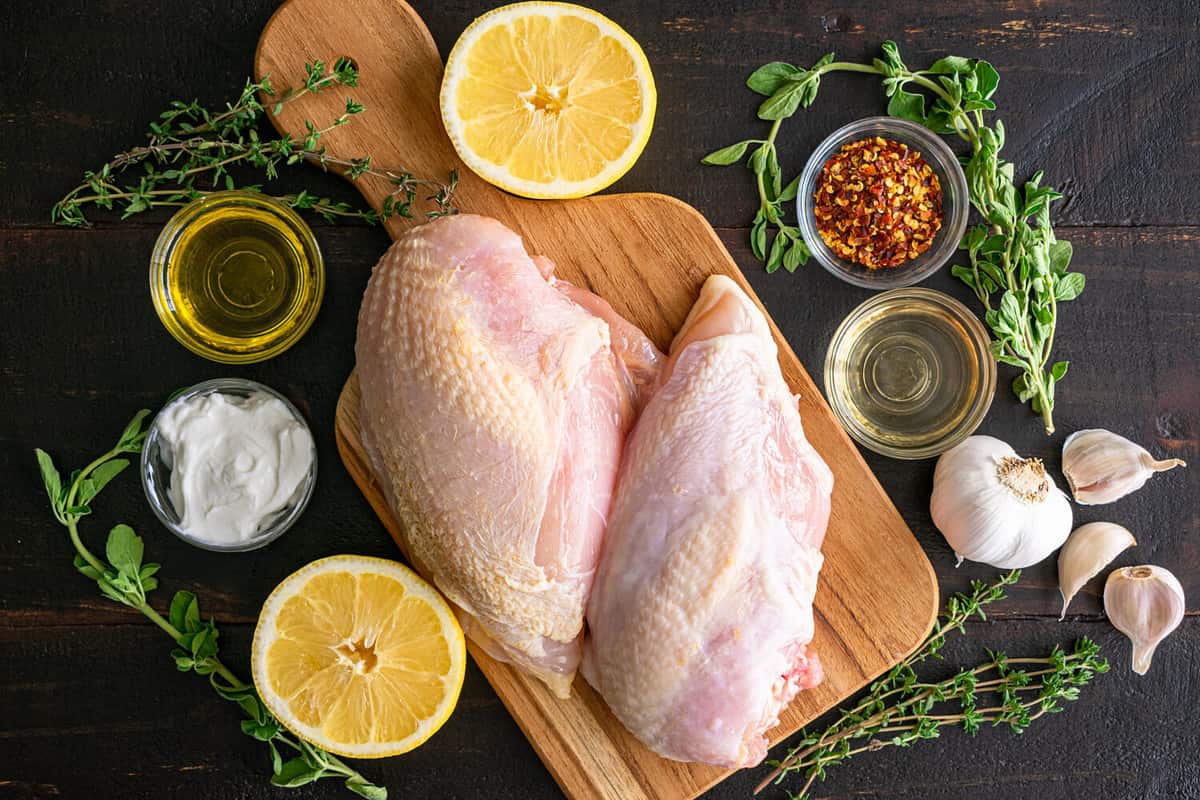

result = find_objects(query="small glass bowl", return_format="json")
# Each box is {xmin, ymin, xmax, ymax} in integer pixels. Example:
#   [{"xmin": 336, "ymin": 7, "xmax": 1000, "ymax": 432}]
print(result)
[
  {"xmin": 140, "ymin": 378, "xmax": 317, "ymax": 552},
  {"xmin": 150, "ymin": 191, "xmax": 325, "ymax": 364},
  {"xmin": 797, "ymin": 117, "xmax": 969, "ymax": 290},
  {"xmin": 824, "ymin": 288, "xmax": 995, "ymax": 460}
]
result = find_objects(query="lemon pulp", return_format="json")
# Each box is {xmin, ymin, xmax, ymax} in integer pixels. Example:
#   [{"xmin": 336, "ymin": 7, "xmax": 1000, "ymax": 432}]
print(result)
[
  {"xmin": 441, "ymin": 1, "xmax": 656, "ymax": 198},
  {"xmin": 251, "ymin": 555, "xmax": 466, "ymax": 758}
]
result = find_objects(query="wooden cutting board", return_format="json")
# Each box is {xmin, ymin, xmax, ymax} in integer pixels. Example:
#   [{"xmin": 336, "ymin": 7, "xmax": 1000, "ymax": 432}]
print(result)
[{"xmin": 256, "ymin": 2, "xmax": 939, "ymax": 797}]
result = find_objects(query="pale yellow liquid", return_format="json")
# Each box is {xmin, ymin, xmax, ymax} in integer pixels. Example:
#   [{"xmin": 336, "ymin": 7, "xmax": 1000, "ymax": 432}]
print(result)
[
  {"xmin": 168, "ymin": 206, "xmax": 314, "ymax": 352},
  {"xmin": 835, "ymin": 298, "xmax": 981, "ymax": 451}
]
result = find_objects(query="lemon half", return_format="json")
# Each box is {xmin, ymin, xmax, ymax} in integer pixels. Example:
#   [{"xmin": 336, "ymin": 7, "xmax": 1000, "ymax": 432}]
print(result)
[
  {"xmin": 440, "ymin": 1, "xmax": 656, "ymax": 199},
  {"xmin": 251, "ymin": 555, "xmax": 466, "ymax": 758}
]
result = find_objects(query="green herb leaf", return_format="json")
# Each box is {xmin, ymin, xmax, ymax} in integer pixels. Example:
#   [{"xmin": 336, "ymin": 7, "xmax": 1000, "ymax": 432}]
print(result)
[
  {"xmin": 184, "ymin": 594, "xmax": 201, "ymax": 632},
  {"xmin": 272, "ymin": 758, "xmax": 325, "ymax": 788},
  {"xmin": 79, "ymin": 459, "xmax": 130, "ymax": 506},
  {"xmin": 974, "ymin": 60, "xmax": 1000, "ymax": 99},
  {"xmin": 345, "ymin": 780, "xmax": 388, "ymax": 800},
  {"xmin": 928, "ymin": 55, "xmax": 973, "ymax": 74},
  {"xmin": 778, "ymin": 174, "xmax": 802, "ymax": 203},
  {"xmin": 169, "ymin": 591, "xmax": 193, "ymax": 631},
  {"xmin": 1048, "ymin": 240, "xmax": 1073, "ymax": 274},
  {"xmin": 241, "ymin": 718, "xmax": 282, "ymax": 741},
  {"xmin": 700, "ymin": 140, "xmax": 753, "ymax": 166},
  {"xmin": 117, "ymin": 410, "xmax": 152, "ymax": 452},
  {"xmin": 766, "ymin": 232, "xmax": 786, "ymax": 274},
  {"xmin": 1054, "ymin": 272, "xmax": 1085, "ymax": 302},
  {"xmin": 171, "ymin": 648, "xmax": 196, "ymax": 671},
  {"xmin": 1050, "ymin": 361, "xmax": 1069, "ymax": 382},
  {"xmin": 268, "ymin": 740, "xmax": 284, "ymax": 775},
  {"xmin": 105, "ymin": 524, "xmax": 143, "ymax": 577},
  {"xmin": 950, "ymin": 265, "xmax": 977, "ymax": 287},
  {"xmin": 72, "ymin": 554, "xmax": 102, "ymax": 580},
  {"xmin": 35, "ymin": 449, "xmax": 63, "ymax": 513},
  {"xmin": 879, "ymin": 40, "xmax": 907, "ymax": 74},
  {"xmin": 746, "ymin": 62, "xmax": 800, "ymax": 96},
  {"xmin": 1013, "ymin": 374, "xmax": 1037, "ymax": 402},
  {"xmin": 758, "ymin": 83, "xmax": 804, "ymax": 121},
  {"xmin": 887, "ymin": 87, "xmax": 927, "ymax": 124},
  {"xmin": 750, "ymin": 215, "xmax": 768, "ymax": 260},
  {"xmin": 748, "ymin": 144, "xmax": 769, "ymax": 173},
  {"xmin": 783, "ymin": 237, "xmax": 809, "ymax": 272}
]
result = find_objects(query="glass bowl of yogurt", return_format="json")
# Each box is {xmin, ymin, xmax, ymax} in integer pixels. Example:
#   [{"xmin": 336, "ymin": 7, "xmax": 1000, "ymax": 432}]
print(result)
[{"xmin": 140, "ymin": 378, "xmax": 317, "ymax": 552}]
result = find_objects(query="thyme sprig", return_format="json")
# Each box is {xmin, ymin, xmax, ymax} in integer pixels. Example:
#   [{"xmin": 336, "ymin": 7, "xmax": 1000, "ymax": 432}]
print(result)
[
  {"xmin": 35, "ymin": 412, "xmax": 387, "ymax": 799},
  {"xmin": 52, "ymin": 57, "xmax": 456, "ymax": 227},
  {"xmin": 756, "ymin": 570, "xmax": 1109, "ymax": 798},
  {"xmin": 703, "ymin": 42, "xmax": 1085, "ymax": 433}
]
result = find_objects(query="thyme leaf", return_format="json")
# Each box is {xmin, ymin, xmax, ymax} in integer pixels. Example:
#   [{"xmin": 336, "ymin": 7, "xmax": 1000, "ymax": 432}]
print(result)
[
  {"xmin": 35, "ymin": 413, "xmax": 387, "ymax": 798},
  {"xmin": 52, "ymin": 57, "xmax": 456, "ymax": 227},
  {"xmin": 703, "ymin": 42, "xmax": 1083, "ymax": 433},
  {"xmin": 755, "ymin": 570, "xmax": 1109, "ymax": 798}
]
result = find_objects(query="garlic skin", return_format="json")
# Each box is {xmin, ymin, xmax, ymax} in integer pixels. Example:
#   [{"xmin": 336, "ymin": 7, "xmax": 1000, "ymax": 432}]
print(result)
[
  {"xmin": 1103, "ymin": 565, "xmax": 1185, "ymax": 675},
  {"xmin": 1062, "ymin": 429, "xmax": 1186, "ymax": 505},
  {"xmin": 1057, "ymin": 522, "xmax": 1136, "ymax": 619},
  {"xmin": 931, "ymin": 436, "xmax": 1073, "ymax": 569}
]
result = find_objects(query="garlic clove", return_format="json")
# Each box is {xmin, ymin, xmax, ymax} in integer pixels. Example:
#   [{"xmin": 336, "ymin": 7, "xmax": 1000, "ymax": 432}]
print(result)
[
  {"xmin": 1062, "ymin": 429, "xmax": 1186, "ymax": 505},
  {"xmin": 1103, "ymin": 565, "xmax": 1185, "ymax": 675},
  {"xmin": 1057, "ymin": 522, "xmax": 1136, "ymax": 619}
]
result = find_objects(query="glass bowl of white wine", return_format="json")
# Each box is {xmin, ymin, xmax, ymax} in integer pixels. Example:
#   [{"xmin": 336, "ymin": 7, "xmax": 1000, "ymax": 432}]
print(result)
[{"xmin": 824, "ymin": 288, "xmax": 996, "ymax": 460}]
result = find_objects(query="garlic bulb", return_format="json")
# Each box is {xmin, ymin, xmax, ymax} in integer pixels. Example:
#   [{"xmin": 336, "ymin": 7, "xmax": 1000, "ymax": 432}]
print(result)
[
  {"xmin": 1062, "ymin": 429, "xmax": 1186, "ymax": 505},
  {"xmin": 1103, "ymin": 565, "xmax": 1185, "ymax": 675},
  {"xmin": 1057, "ymin": 522, "xmax": 1136, "ymax": 619},
  {"xmin": 931, "ymin": 436, "xmax": 1073, "ymax": 569}
]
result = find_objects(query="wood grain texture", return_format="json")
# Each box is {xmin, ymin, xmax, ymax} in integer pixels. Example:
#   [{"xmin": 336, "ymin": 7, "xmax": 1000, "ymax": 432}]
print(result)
[
  {"xmin": 1, "ymin": 1, "xmax": 1198, "ymax": 799},
  {"xmin": 254, "ymin": 1, "xmax": 938, "ymax": 796}
]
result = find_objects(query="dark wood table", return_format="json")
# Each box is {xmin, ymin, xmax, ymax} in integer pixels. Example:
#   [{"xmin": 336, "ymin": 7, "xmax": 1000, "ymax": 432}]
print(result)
[{"xmin": 2, "ymin": 2, "xmax": 1197, "ymax": 798}]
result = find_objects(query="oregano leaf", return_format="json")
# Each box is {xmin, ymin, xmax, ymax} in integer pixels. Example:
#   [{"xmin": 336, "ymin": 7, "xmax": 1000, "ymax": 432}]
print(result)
[
  {"xmin": 105, "ymin": 524, "xmax": 143, "ymax": 577},
  {"xmin": 745, "ymin": 61, "xmax": 800, "ymax": 96},
  {"xmin": 700, "ymin": 140, "xmax": 753, "ymax": 166},
  {"xmin": 35, "ymin": 449, "xmax": 63, "ymax": 513}
]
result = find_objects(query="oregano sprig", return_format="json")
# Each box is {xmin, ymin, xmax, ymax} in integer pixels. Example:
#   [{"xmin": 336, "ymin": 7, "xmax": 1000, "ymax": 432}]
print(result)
[
  {"xmin": 52, "ymin": 57, "xmax": 456, "ymax": 227},
  {"xmin": 702, "ymin": 42, "xmax": 1085, "ymax": 433},
  {"xmin": 35, "ymin": 412, "xmax": 387, "ymax": 799},
  {"xmin": 755, "ymin": 570, "xmax": 1109, "ymax": 799}
]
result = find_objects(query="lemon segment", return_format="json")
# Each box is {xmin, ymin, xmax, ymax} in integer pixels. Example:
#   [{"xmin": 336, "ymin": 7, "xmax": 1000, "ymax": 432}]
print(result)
[
  {"xmin": 251, "ymin": 555, "xmax": 466, "ymax": 759},
  {"xmin": 440, "ymin": 1, "xmax": 656, "ymax": 199}
]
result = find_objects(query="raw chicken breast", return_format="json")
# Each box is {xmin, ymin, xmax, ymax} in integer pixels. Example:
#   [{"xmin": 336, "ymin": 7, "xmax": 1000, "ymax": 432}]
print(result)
[
  {"xmin": 356, "ymin": 215, "xmax": 661, "ymax": 698},
  {"xmin": 582, "ymin": 275, "xmax": 833, "ymax": 767}
]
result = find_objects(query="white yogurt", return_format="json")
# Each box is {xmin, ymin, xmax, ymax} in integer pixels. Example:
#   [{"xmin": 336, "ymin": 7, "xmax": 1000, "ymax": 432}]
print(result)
[{"xmin": 157, "ymin": 390, "xmax": 313, "ymax": 545}]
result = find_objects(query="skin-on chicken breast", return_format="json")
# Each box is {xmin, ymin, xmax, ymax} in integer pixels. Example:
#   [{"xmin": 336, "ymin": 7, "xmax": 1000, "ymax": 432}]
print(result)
[
  {"xmin": 356, "ymin": 214, "xmax": 660, "ymax": 698},
  {"xmin": 583, "ymin": 275, "xmax": 833, "ymax": 766}
]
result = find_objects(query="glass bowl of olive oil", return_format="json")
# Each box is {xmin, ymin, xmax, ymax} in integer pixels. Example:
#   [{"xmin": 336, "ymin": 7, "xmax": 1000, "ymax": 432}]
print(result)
[
  {"xmin": 824, "ymin": 288, "xmax": 996, "ymax": 460},
  {"xmin": 150, "ymin": 191, "xmax": 324, "ymax": 364}
]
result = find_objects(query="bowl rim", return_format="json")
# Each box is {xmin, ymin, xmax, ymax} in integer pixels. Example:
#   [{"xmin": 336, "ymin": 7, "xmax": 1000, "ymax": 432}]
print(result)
[
  {"xmin": 148, "ymin": 190, "xmax": 325, "ymax": 365},
  {"xmin": 823, "ymin": 287, "xmax": 996, "ymax": 460},
  {"xmin": 139, "ymin": 377, "xmax": 318, "ymax": 552},
  {"xmin": 797, "ymin": 116, "xmax": 970, "ymax": 290}
]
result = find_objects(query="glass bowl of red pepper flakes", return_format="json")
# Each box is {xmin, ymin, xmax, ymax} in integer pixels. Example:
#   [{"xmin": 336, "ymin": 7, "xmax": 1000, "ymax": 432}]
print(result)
[{"xmin": 797, "ymin": 117, "xmax": 969, "ymax": 290}]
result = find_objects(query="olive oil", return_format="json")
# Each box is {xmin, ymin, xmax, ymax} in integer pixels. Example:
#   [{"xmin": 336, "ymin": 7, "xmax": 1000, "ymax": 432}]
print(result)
[
  {"xmin": 825, "ymin": 289, "xmax": 995, "ymax": 459},
  {"xmin": 151, "ymin": 192, "xmax": 323, "ymax": 364}
]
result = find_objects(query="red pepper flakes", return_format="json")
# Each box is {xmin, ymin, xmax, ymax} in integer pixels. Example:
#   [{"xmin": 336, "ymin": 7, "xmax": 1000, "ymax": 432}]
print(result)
[{"xmin": 813, "ymin": 137, "xmax": 943, "ymax": 269}]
